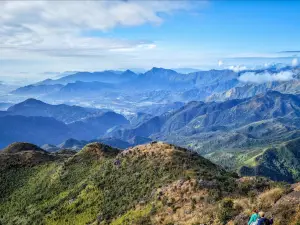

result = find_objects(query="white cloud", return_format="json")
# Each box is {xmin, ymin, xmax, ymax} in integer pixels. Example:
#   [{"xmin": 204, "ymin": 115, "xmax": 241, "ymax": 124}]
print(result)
[
  {"xmin": 239, "ymin": 71, "xmax": 294, "ymax": 84},
  {"xmin": 0, "ymin": 0, "xmax": 203, "ymax": 80},
  {"xmin": 0, "ymin": 0, "xmax": 191, "ymax": 58},
  {"xmin": 228, "ymin": 65, "xmax": 247, "ymax": 72},
  {"xmin": 0, "ymin": 1, "xmax": 208, "ymax": 82},
  {"xmin": 0, "ymin": 1, "xmax": 188, "ymax": 31},
  {"xmin": 218, "ymin": 60, "xmax": 223, "ymax": 67},
  {"xmin": 292, "ymin": 58, "xmax": 299, "ymax": 67}
]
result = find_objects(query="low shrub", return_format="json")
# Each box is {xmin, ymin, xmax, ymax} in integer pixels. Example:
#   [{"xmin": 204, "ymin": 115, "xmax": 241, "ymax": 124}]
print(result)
[{"xmin": 258, "ymin": 188, "xmax": 284, "ymax": 210}]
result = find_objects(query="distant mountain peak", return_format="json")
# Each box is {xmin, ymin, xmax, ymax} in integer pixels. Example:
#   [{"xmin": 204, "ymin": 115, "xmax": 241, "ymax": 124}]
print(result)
[
  {"xmin": 58, "ymin": 138, "xmax": 84, "ymax": 149},
  {"xmin": 7, "ymin": 99, "xmax": 48, "ymax": 111},
  {"xmin": 41, "ymin": 144, "xmax": 59, "ymax": 153},
  {"xmin": 149, "ymin": 67, "xmax": 176, "ymax": 73},
  {"xmin": 151, "ymin": 67, "xmax": 161, "ymax": 70},
  {"xmin": 122, "ymin": 69, "xmax": 135, "ymax": 74},
  {"xmin": 21, "ymin": 98, "xmax": 46, "ymax": 105}
]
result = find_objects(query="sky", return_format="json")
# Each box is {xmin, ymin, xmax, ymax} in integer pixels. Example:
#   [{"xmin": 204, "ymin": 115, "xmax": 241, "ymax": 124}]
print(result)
[{"xmin": 0, "ymin": 0, "xmax": 300, "ymax": 83}]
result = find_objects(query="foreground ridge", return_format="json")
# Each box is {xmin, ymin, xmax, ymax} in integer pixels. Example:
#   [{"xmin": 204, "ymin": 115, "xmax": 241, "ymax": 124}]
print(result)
[{"xmin": 0, "ymin": 141, "xmax": 299, "ymax": 225}]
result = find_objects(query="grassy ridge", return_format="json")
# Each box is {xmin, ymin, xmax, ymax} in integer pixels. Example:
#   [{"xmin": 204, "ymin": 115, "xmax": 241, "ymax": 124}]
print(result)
[
  {"xmin": 0, "ymin": 142, "xmax": 233, "ymax": 225},
  {"xmin": 0, "ymin": 142, "xmax": 299, "ymax": 225}
]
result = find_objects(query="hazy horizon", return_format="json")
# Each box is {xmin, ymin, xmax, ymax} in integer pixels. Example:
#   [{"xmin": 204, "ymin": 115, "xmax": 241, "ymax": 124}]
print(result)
[{"xmin": 1, "ymin": 0, "xmax": 299, "ymax": 83}]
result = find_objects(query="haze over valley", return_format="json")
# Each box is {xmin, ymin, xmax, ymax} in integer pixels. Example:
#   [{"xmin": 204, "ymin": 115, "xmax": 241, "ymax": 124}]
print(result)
[{"xmin": 1, "ymin": 65, "xmax": 300, "ymax": 182}]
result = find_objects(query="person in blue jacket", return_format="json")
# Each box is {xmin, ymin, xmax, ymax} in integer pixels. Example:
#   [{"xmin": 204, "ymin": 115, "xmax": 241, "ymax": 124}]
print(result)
[
  {"xmin": 257, "ymin": 212, "xmax": 274, "ymax": 225},
  {"xmin": 248, "ymin": 209, "xmax": 259, "ymax": 225}
]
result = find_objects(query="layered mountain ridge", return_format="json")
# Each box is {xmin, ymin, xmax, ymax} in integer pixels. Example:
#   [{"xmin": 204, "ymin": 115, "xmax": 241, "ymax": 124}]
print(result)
[
  {"xmin": 1, "ymin": 66, "xmax": 300, "ymax": 184},
  {"xmin": 0, "ymin": 99, "xmax": 130, "ymax": 148},
  {"xmin": 106, "ymin": 91, "xmax": 300, "ymax": 147}
]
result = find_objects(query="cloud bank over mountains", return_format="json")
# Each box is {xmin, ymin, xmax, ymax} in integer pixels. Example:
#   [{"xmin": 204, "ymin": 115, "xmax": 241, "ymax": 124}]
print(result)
[{"xmin": 239, "ymin": 71, "xmax": 294, "ymax": 84}]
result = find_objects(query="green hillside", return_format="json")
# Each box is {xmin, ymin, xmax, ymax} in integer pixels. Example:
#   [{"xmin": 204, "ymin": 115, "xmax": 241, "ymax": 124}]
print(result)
[
  {"xmin": 0, "ymin": 142, "xmax": 299, "ymax": 225},
  {"xmin": 238, "ymin": 138, "xmax": 300, "ymax": 183}
]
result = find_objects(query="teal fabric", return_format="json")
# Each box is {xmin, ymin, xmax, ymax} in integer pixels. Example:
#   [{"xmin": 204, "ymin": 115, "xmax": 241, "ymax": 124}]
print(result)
[{"xmin": 248, "ymin": 213, "xmax": 259, "ymax": 225}]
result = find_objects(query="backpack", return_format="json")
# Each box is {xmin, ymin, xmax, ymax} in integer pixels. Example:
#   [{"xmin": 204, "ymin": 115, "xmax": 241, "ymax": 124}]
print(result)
[
  {"xmin": 265, "ymin": 218, "xmax": 274, "ymax": 225},
  {"xmin": 257, "ymin": 218, "xmax": 273, "ymax": 225}
]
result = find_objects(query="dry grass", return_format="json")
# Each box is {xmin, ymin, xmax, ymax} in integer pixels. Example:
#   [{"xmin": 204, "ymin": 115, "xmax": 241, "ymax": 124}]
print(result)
[
  {"xmin": 122, "ymin": 142, "xmax": 179, "ymax": 160},
  {"xmin": 233, "ymin": 198, "xmax": 252, "ymax": 215},
  {"xmin": 257, "ymin": 188, "xmax": 285, "ymax": 210},
  {"xmin": 293, "ymin": 183, "xmax": 300, "ymax": 192},
  {"xmin": 151, "ymin": 179, "xmax": 219, "ymax": 225},
  {"xmin": 289, "ymin": 205, "xmax": 300, "ymax": 225}
]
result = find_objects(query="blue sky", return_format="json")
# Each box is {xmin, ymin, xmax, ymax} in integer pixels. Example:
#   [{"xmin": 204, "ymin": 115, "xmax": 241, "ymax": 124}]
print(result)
[
  {"xmin": 0, "ymin": 0, "xmax": 299, "ymax": 82},
  {"xmin": 109, "ymin": 1, "xmax": 300, "ymax": 53}
]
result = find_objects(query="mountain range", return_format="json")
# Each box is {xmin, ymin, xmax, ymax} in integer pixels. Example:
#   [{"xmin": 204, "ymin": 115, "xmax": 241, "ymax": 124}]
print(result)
[
  {"xmin": 102, "ymin": 91, "xmax": 300, "ymax": 182},
  {"xmin": 1, "ymin": 66, "xmax": 300, "ymax": 183},
  {"xmin": 106, "ymin": 91, "xmax": 300, "ymax": 147},
  {"xmin": 6, "ymin": 98, "xmax": 108, "ymax": 123},
  {"xmin": 0, "ymin": 99, "xmax": 129, "ymax": 148},
  {"xmin": 7, "ymin": 66, "xmax": 299, "ymax": 114},
  {"xmin": 208, "ymin": 80, "xmax": 300, "ymax": 102}
]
